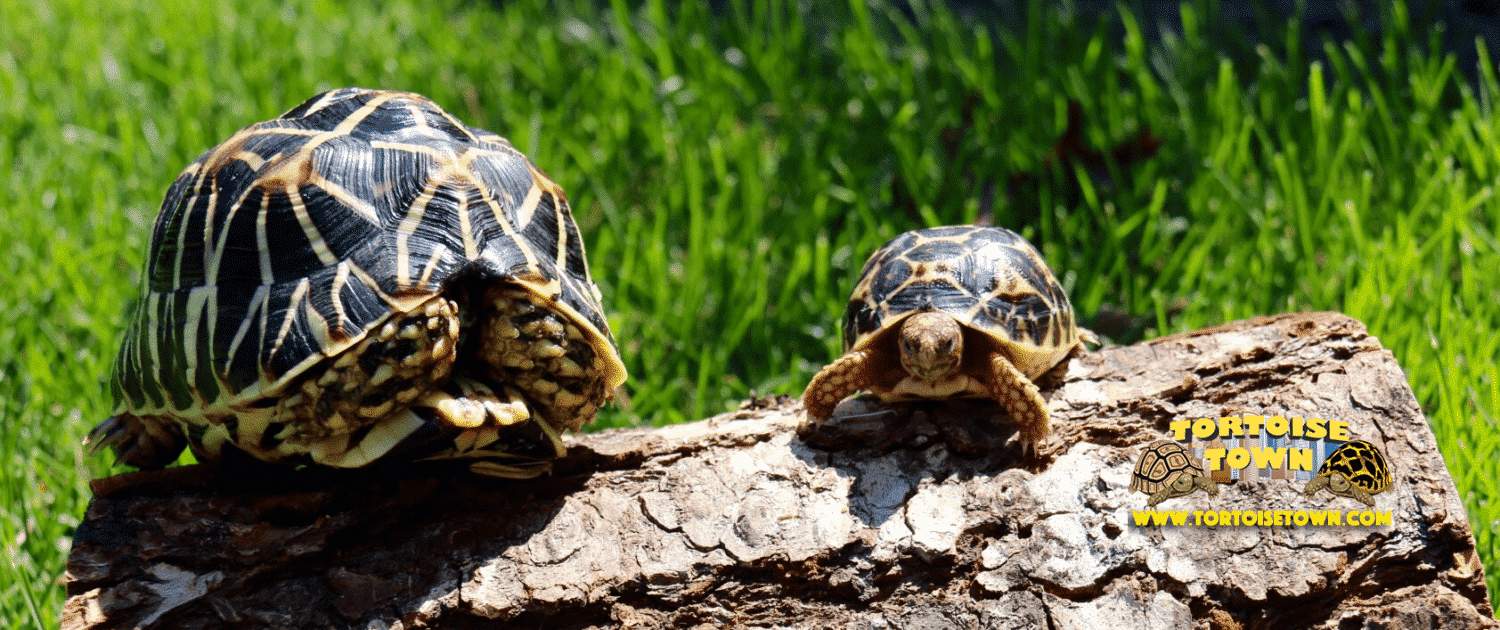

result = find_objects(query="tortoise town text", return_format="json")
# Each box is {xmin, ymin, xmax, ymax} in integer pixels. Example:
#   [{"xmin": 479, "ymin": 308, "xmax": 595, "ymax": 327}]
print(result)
[{"xmin": 1168, "ymin": 415, "xmax": 1353, "ymax": 473}]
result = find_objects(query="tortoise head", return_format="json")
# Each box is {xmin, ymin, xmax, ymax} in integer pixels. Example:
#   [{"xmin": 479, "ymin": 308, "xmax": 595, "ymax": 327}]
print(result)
[
  {"xmin": 897, "ymin": 312, "xmax": 963, "ymax": 382},
  {"xmin": 1326, "ymin": 471, "xmax": 1353, "ymax": 494},
  {"xmin": 1167, "ymin": 470, "xmax": 1199, "ymax": 495}
]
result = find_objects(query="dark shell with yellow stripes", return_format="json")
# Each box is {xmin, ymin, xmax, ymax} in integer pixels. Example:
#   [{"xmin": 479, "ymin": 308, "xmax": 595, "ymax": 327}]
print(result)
[
  {"xmin": 844, "ymin": 225, "xmax": 1082, "ymax": 380},
  {"xmin": 1303, "ymin": 440, "xmax": 1392, "ymax": 506},
  {"xmin": 94, "ymin": 88, "xmax": 626, "ymax": 476}
]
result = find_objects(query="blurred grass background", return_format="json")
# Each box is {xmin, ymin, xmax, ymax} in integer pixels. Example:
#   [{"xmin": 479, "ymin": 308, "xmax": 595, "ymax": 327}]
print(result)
[{"xmin": 3, "ymin": 0, "xmax": 1497, "ymax": 625}]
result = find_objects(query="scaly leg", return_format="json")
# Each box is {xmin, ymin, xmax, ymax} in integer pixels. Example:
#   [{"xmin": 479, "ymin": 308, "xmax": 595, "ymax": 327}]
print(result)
[
  {"xmin": 983, "ymin": 352, "xmax": 1051, "ymax": 455},
  {"xmin": 801, "ymin": 350, "xmax": 877, "ymax": 421},
  {"xmin": 308, "ymin": 376, "xmax": 564, "ymax": 478},
  {"xmin": 278, "ymin": 295, "xmax": 461, "ymax": 441},
  {"xmin": 85, "ymin": 413, "xmax": 187, "ymax": 470}
]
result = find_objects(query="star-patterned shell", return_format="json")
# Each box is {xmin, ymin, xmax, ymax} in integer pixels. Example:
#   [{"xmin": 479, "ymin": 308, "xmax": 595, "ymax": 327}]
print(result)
[
  {"xmin": 843, "ymin": 225, "xmax": 1083, "ymax": 379},
  {"xmin": 1315, "ymin": 440, "xmax": 1393, "ymax": 494},
  {"xmin": 99, "ymin": 88, "xmax": 626, "ymax": 472}
]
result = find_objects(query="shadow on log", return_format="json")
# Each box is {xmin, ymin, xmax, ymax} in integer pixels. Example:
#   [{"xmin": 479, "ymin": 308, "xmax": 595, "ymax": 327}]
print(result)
[{"xmin": 63, "ymin": 312, "xmax": 1497, "ymax": 629}]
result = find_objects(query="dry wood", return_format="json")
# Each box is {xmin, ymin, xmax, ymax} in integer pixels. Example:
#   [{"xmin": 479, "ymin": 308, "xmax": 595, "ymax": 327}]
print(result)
[{"xmin": 63, "ymin": 312, "xmax": 1496, "ymax": 629}]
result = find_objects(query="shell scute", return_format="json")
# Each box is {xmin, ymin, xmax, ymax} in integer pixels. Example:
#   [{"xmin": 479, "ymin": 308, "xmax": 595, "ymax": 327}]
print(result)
[{"xmin": 903, "ymin": 239, "xmax": 968, "ymax": 262}]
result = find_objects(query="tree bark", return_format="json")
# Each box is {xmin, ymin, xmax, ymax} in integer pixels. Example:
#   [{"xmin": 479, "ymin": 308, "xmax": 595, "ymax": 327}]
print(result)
[{"xmin": 63, "ymin": 312, "xmax": 1497, "ymax": 629}]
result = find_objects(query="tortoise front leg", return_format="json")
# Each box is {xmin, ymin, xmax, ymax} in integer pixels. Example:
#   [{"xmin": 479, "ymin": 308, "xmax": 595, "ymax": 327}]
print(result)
[
  {"xmin": 801, "ymin": 350, "xmax": 878, "ymax": 421},
  {"xmin": 1303, "ymin": 475, "xmax": 1331, "ymax": 498},
  {"xmin": 1327, "ymin": 473, "xmax": 1375, "ymax": 506},
  {"xmin": 1147, "ymin": 471, "xmax": 1218, "ymax": 507},
  {"xmin": 1147, "ymin": 485, "xmax": 1183, "ymax": 507},
  {"xmin": 1194, "ymin": 474, "xmax": 1220, "ymax": 498},
  {"xmin": 982, "ymin": 351, "xmax": 1051, "ymax": 455}
]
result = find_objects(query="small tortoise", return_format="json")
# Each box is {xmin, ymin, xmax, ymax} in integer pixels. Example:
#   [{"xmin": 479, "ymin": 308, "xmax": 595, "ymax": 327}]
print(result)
[
  {"xmin": 1130, "ymin": 440, "xmax": 1218, "ymax": 506},
  {"xmin": 87, "ymin": 88, "xmax": 627, "ymax": 478},
  {"xmin": 801, "ymin": 225, "xmax": 1092, "ymax": 451},
  {"xmin": 1303, "ymin": 440, "xmax": 1392, "ymax": 506}
]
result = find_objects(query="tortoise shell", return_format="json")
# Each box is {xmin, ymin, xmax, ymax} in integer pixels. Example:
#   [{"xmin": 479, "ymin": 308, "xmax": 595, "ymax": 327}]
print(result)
[
  {"xmin": 95, "ymin": 88, "xmax": 626, "ymax": 474},
  {"xmin": 844, "ymin": 225, "xmax": 1083, "ymax": 380},
  {"xmin": 1314, "ymin": 440, "xmax": 1392, "ymax": 493},
  {"xmin": 1130, "ymin": 441, "xmax": 1204, "ymax": 494}
]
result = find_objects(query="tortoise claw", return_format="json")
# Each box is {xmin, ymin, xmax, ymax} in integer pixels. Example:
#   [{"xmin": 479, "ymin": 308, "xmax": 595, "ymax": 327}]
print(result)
[
  {"xmin": 83, "ymin": 414, "xmax": 187, "ymax": 470},
  {"xmin": 84, "ymin": 416, "xmax": 129, "ymax": 456}
]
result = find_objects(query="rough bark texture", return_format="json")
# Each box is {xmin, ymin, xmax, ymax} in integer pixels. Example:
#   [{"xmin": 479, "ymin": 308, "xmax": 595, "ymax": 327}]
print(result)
[{"xmin": 64, "ymin": 312, "xmax": 1496, "ymax": 629}]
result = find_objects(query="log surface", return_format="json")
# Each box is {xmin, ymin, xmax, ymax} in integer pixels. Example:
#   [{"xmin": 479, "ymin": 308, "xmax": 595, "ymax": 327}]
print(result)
[{"xmin": 63, "ymin": 312, "xmax": 1497, "ymax": 629}]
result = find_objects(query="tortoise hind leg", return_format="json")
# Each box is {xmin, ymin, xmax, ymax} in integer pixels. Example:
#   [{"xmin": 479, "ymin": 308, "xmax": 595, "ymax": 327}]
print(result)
[
  {"xmin": 85, "ymin": 413, "xmax": 187, "ymax": 470},
  {"xmin": 299, "ymin": 377, "xmax": 564, "ymax": 477},
  {"xmin": 801, "ymin": 349, "xmax": 878, "ymax": 421},
  {"xmin": 474, "ymin": 285, "xmax": 609, "ymax": 433},
  {"xmin": 981, "ymin": 351, "xmax": 1051, "ymax": 455}
]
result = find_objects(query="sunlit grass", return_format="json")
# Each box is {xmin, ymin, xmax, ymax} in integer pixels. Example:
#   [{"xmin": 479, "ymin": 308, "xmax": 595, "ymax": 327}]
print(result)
[{"xmin": 2, "ymin": 0, "xmax": 1496, "ymax": 624}]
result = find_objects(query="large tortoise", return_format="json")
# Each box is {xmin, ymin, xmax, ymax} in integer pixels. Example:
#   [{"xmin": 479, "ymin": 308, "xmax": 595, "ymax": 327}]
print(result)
[
  {"xmin": 801, "ymin": 225, "xmax": 1092, "ymax": 451},
  {"xmin": 87, "ymin": 88, "xmax": 627, "ymax": 478}
]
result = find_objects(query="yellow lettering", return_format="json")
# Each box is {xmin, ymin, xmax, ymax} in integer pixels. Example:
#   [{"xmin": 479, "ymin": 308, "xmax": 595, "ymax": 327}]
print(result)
[
  {"xmin": 1218, "ymin": 416, "xmax": 1243, "ymax": 437},
  {"xmin": 1242, "ymin": 414, "xmax": 1265, "ymax": 436},
  {"xmin": 1288, "ymin": 447, "xmax": 1314, "ymax": 471},
  {"xmin": 1203, "ymin": 510, "xmax": 1218, "ymax": 526},
  {"xmin": 1360, "ymin": 510, "xmax": 1375, "ymax": 526},
  {"xmin": 1303, "ymin": 417, "xmax": 1326, "ymax": 439},
  {"xmin": 1329, "ymin": 420, "xmax": 1350, "ymax": 441},
  {"xmin": 1203, "ymin": 448, "xmax": 1226, "ymax": 471},
  {"xmin": 1327, "ymin": 510, "xmax": 1343, "ymax": 526},
  {"xmin": 1308, "ymin": 510, "xmax": 1327, "ymax": 525},
  {"xmin": 1169, "ymin": 420, "xmax": 1192, "ymax": 441},
  {"xmin": 1265, "ymin": 415, "xmax": 1289, "ymax": 437},
  {"xmin": 1277, "ymin": 510, "xmax": 1293, "ymax": 526},
  {"xmin": 1251, "ymin": 446, "xmax": 1286, "ymax": 469},
  {"xmin": 1193, "ymin": 511, "xmax": 1203, "ymax": 526},
  {"xmin": 1293, "ymin": 510, "xmax": 1309, "ymax": 526},
  {"xmin": 1192, "ymin": 417, "xmax": 1217, "ymax": 440},
  {"xmin": 1226, "ymin": 447, "xmax": 1250, "ymax": 470},
  {"xmin": 1375, "ymin": 511, "xmax": 1391, "ymax": 526},
  {"xmin": 1291, "ymin": 416, "xmax": 1304, "ymax": 437}
]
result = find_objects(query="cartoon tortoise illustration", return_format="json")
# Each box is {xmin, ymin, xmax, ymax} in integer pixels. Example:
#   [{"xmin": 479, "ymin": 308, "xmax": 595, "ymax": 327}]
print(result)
[
  {"xmin": 1131, "ymin": 440, "xmax": 1218, "ymax": 506},
  {"xmin": 1303, "ymin": 440, "xmax": 1392, "ymax": 506}
]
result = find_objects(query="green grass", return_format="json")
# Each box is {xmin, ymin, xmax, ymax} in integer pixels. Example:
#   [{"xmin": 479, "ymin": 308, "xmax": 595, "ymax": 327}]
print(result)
[{"xmin": 3, "ymin": 0, "xmax": 1497, "ymax": 625}]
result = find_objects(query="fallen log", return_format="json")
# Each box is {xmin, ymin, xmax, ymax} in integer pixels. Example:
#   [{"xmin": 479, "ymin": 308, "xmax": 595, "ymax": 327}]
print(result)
[{"xmin": 63, "ymin": 312, "xmax": 1497, "ymax": 629}]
